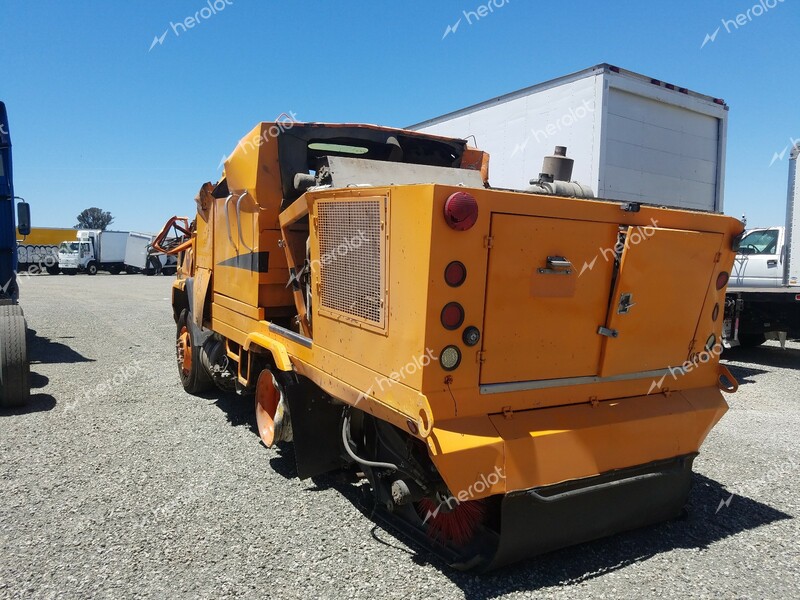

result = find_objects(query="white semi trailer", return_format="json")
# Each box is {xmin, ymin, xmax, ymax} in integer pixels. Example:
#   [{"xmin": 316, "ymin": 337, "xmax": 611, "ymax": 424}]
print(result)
[
  {"xmin": 725, "ymin": 144, "xmax": 800, "ymax": 347},
  {"xmin": 411, "ymin": 63, "xmax": 728, "ymax": 213}
]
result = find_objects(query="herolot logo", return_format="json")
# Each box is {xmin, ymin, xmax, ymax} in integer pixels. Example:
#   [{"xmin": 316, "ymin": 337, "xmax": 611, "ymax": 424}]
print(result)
[{"xmin": 149, "ymin": 0, "xmax": 235, "ymax": 51}]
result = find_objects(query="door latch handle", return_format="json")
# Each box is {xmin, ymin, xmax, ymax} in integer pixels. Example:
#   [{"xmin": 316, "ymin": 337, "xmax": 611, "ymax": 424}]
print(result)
[
  {"xmin": 617, "ymin": 292, "xmax": 636, "ymax": 314},
  {"xmin": 537, "ymin": 256, "xmax": 573, "ymax": 275},
  {"xmin": 767, "ymin": 259, "xmax": 778, "ymax": 267},
  {"xmin": 598, "ymin": 326, "xmax": 619, "ymax": 338}
]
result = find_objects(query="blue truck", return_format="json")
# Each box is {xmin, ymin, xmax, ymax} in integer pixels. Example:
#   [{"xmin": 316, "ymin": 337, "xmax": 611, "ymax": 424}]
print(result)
[{"xmin": 0, "ymin": 101, "xmax": 32, "ymax": 407}]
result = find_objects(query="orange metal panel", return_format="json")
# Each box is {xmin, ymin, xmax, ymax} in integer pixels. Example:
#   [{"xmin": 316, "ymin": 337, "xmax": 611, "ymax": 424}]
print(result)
[
  {"xmin": 600, "ymin": 228, "xmax": 723, "ymax": 377},
  {"xmin": 481, "ymin": 215, "xmax": 620, "ymax": 383}
]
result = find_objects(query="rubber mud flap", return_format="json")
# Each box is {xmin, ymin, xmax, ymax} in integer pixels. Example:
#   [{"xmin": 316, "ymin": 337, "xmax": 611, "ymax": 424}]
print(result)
[{"xmin": 485, "ymin": 455, "xmax": 696, "ymax": 571}]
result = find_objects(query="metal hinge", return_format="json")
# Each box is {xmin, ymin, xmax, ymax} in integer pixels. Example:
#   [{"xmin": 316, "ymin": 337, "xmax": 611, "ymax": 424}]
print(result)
[
  {"xmin": 590, "ymin": 396, "xmax": 599, "ymax": 408},
  {"xmin": 598, "ymin": 326, "xmax": 619, "ymax": 338},
  {"xmin": 714, "ymin": 252, "xmax": 722, "ymax": 263},
  {"xmin": 502, "ymin": 406, "xmax": 513, "ymax": 419},
  {"xmin": 477, "ymin": 351, "xmax": 486, "ymax": 364},
  {"xmin": 484, "ymin": 236, "xmax": 494, "ymax": 249}
]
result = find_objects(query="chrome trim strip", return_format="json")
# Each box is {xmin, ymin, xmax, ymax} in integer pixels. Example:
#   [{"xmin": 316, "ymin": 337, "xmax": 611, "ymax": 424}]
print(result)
[{"xmin": 480, "ymin": 369, "xmax": 671, "ymax": 395}]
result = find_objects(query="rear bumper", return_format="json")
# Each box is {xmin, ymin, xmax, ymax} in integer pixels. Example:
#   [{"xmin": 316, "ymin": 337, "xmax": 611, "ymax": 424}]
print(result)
[
  {"xmin": 486, "ymin": 454, "xmax": 695, "ymax": 570},
  {"xmin": 427, "ymin": 386, "xmax": 727, "ymax": 501}
]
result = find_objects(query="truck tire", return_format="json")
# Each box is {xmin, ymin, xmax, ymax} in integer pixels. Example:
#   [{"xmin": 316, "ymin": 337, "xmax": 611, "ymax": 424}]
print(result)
[
  {"xmin": 176, "ymin": 309, "xmax": 213, "ymax": 394},
  {"xmin": 86, "ymin": 262, "xmax": 98, "ymax": 276},
  {"xmin": 0, "ymin": 305, "xmax": 23, "ymax": 317},
  {"xmin": 46, "ymin": 265, "xmax": 61, "ymax": 275},
  {"xmin": 108, "ymin": 265, "xmax": 121, "ymax": 275},
  {"xmin": 738, "ymin": 333, "xmax": 766, "ymax": 348},
  {"xmin": 0, "ymin": 315, "xmax": 30, "ymax": 408}
]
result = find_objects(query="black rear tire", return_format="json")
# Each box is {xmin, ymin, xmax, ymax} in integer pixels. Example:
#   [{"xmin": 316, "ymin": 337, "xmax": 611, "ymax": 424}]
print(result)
[
  {"xmin": 0, "ymin": 315, "xmax": 30, "ymax": 408},
  {"xmin": 738, "ymin": 333, "xmax": 767, "ymax": 348},
  {"xmin": 176, "ymin": 309, "xmax": 213, "ymax": 394},
  {"xmin": 86, "ymin": 262, "xmax": 98, "ymax": 276},
  {"xmin": 46, "ymin": 265, "xmax": 61, "ymax": 275}
]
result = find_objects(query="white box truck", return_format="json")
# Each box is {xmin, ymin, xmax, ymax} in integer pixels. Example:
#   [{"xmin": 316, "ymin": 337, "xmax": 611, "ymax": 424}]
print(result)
[
  {"xmin": 57, "ymin": 229, "xmax": 129, "ymax": 275},
  {"xmin": 725, "ymin": 144, "xmax": 800, "ymax": 346},
  {"xmin": 411, "ymin": 63, "xmax": 728, "ymax": 212},
  {"xmin": 124, "ymin": 232, "xmax": 177, "ymax": 275}
]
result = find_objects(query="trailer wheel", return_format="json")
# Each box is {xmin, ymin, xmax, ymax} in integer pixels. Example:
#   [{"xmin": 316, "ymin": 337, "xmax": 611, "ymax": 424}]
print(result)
[
  {"xmin": 176, "ymin": 309, "xmax": 213, "ymax": 394},
  {"xmin": 0, "ymin": 315, "xmax": 30, "ymax": 408},
  {"xmin": 86, "ymin": 262, "xmax": 98, "ymax": 276},
  {"xmin": 738, "ymin": 333, "xmax": 766, "ymax": 348}
]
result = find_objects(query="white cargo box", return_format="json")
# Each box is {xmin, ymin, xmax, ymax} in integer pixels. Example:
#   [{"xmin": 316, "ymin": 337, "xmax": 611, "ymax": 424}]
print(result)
[
  {"xmin": 411, "ymin": 64, "xmax": 728, "ymax": 212},
  {"xmin": 125, "ymin": 232, "xmax": 155, "ymax": 270}
]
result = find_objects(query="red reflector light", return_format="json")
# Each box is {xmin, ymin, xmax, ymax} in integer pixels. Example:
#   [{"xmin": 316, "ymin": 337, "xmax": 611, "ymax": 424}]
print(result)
[
  {"xmin": 444, "ymin": 192, "xmax": 478, "ymax": 231},
  {"xmin": 444, "ymin": 261, "xmax": 467, "ymax": 287},
  {"xmin": 796, "ymin": 294, "xmax": 800, "ymax": 301},
  {"xmin": 716, "ymin": 272, "xmax": 730, "ymax": 290},
  {"xmin": 441, "ymin": 302, "xmax": 465, "ymax": 330},
  {"xmin": 714, "ymin": 98, "xmax": 725, "ymax": 105}
]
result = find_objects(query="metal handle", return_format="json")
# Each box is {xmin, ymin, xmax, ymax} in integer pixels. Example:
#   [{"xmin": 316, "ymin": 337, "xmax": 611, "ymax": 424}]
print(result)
[
  {"xmin": 236, "ymin": 192, "xmax": 255, "ymax": 254},
  {"xmin": 224, "ymin": 194, "xmax": 237, "ymax": 253},
  {"xmin": 537, "ymin": 255, "xmax": 573, "ymax": 275},
  {"xmin": 767, "ymin": 259, "xmax": 778, "ymax": 267}
]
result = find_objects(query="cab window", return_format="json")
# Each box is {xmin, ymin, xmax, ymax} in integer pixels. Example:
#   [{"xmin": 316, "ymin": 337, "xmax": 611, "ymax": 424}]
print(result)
[{"xmin": 738, "ymin": 230, "xmax": 779, "ymax": 255}]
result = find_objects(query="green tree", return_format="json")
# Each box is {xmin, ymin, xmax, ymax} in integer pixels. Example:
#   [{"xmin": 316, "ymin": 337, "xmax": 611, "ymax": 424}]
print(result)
[{"xmin": 75, "ymin": 207, "xmax": 114, "ymax": 230}]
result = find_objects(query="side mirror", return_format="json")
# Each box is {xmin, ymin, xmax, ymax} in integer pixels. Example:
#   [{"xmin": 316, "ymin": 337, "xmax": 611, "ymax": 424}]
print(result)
[{"xmin": 16, "ymin": 200, "xmax": 31, "ymax": 236}]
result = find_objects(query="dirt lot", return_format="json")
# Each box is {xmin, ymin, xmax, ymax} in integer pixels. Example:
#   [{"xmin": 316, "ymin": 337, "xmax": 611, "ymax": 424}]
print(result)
[{"xmin": 1, "ymin": 275, "xmax": 798, "ymax": 599}]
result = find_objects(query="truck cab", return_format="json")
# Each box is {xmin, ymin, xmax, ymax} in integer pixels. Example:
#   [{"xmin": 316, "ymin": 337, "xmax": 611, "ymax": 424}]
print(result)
[
  {"xmin": 57, "ymin": 235, "xmax": 98, "ymax": 275},
  {"xmin": 730, "ymin": 226, "xmax": 785, "ymax": 288}
]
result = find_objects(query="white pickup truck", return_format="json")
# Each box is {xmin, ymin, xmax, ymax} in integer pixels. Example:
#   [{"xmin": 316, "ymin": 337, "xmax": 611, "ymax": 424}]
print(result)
[{"xmin": 725, "ymin": 144, "xmax": 800, "ymax": 346}]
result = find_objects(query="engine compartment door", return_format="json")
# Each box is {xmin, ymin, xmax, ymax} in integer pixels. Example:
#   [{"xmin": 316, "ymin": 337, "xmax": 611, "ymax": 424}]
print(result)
[
  {"xmin": 598, "ymin": 227, "xmax": 723, "ymax": 377},
  {"xmin": 480, "ymin": 214, "xmax": 620, "ymax": 384}
]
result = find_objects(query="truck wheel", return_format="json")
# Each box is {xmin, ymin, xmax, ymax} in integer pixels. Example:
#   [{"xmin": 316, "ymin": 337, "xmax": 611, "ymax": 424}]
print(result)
[
  {"xmin": 738, "ymin": 333, "xmax": 766, "ymax": 348},
  {"xmin": 46, "ymin": 265, "xmax": 61, "ymax": 275},
  {"xmin": 176, "ymin": 309, "xmax": 213, "ymax": 394},
  {"xmin": 86, "ymin": 262, "xmax": 98, "ymax": 276},
  {"xmin": 0, "ymin": 305, "xmax": 23, "ymax": 317},
  {"xmin": 0, "ymin": 315, "xmax": 30, "ymax": 408},
  {"xmin": 108, "ymin": 266, "xmax": 121, "ymax": 275}
]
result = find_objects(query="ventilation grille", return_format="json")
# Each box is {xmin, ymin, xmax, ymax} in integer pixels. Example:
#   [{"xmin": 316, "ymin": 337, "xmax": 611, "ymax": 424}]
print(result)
[{"xmin": 317, "ymin": 197, "xmax": 386, "ymax": 327}]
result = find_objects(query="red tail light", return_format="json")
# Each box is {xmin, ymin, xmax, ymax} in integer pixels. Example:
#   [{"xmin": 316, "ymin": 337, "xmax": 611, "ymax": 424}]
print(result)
[
  {"xmin": 441, "ymin": 302, "xmax": 465, "ymax": 330},
  {"xmin": 444, "ymin": 261, "xmax": 467, "ymax": 287},
  {"xmin": 716, "ymin": 272, "xmax": 730, "ymax": 290},
  {"xmin": 444, "ymin": 192, "xmax": 478, "ymax": 231}
]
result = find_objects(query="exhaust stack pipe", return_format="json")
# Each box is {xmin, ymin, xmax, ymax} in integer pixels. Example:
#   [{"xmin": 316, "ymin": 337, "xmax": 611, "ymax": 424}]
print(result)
[
  {"xmin": 527, "ymin": 146, "xmax": 594, "ymax": 199},
  {"xmin": 540, "ymin": 146, "xmax": 574, "ymax": 183}
]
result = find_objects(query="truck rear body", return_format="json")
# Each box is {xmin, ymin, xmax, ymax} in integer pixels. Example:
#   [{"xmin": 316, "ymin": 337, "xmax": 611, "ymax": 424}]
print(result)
[{"xmin": 167, "ymin": 122, "xmax": 742, "ymax": 569}]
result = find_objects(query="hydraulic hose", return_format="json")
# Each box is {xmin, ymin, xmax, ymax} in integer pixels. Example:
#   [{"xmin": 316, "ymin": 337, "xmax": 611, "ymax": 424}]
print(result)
[{"xmin": 341, "ymin": 410, "xmax": 398, "ymax": 472}]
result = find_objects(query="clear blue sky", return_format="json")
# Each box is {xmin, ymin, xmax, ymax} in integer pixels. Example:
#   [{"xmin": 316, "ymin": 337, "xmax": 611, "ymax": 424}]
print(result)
[{"xmin": 2, "ymin": 0, "xmax": 798, "ymax": 232}]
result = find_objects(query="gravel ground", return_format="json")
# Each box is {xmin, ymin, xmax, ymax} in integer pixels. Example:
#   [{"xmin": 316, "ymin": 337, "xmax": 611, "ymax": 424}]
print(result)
[{"xmin": 1, "ymin": 274, "xmax": 798, "ymax": 599}]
